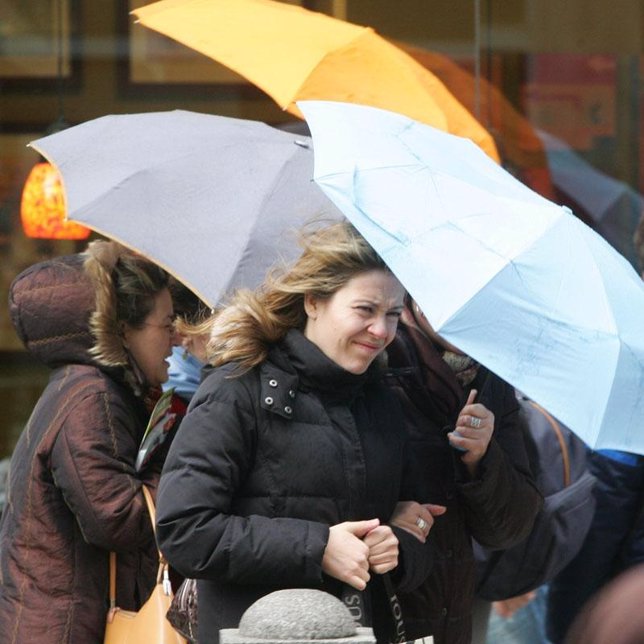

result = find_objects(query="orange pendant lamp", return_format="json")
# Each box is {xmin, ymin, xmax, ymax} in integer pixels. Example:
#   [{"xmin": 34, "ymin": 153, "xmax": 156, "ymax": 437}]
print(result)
[
  {"xmin": 20, "ymin": 161, "xmax": 90, "ymax": 240},
  {"xmin": 19, "ymin": 0, "xmax": 90, "ymax": 241}
]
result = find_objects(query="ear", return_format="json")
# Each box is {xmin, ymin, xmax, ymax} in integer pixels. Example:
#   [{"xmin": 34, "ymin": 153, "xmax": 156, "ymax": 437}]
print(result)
[
  {"xmin": 119, "ymin": 321, "xmax": 130, "ymax": 348},
  {"xmin": 303, "ymin": 293, "xmax": 318, "ymax": 320}
]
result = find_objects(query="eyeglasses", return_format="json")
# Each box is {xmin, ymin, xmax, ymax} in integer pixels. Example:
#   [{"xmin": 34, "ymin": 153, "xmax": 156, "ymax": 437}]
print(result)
[{"xmin": 141, "ymin": 320, "xmax": 176, "ymax": 334}]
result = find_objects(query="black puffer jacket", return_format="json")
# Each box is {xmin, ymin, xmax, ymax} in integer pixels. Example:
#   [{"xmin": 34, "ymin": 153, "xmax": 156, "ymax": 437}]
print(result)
[
  {"xmin": 156, "ymin": 329, "xmax": 432, "ymax": 644},
  {"xmin": 386, "ymin": 321, "xmax": 542, "ymax": 644}
]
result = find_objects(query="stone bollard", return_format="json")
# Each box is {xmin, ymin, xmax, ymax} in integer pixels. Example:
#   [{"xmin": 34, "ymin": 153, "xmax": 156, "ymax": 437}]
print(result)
[{"xmin": 220, "ymin": 589, "xmax": 376, "ymax": 644}]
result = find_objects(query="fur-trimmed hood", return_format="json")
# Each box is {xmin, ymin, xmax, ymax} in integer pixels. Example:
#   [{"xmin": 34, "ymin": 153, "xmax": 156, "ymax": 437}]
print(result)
[
  {"xmin": 9, "ymin": 252, "xmax": 135, "ymax": 386},
  {"xmin": 83, "ymin": 240, "xmax": 131, "ymax": 369}
]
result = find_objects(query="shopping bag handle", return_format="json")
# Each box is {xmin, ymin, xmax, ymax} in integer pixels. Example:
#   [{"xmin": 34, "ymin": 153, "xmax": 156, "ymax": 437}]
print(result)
[{"xmin": 109, "ymin": 485, "xmax": 162, "ymax": 611}]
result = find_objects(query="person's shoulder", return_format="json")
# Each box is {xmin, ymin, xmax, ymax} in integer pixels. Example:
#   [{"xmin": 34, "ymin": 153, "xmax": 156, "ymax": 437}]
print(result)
[
  {"xmin": 51, "ymin": 363, "xmax": 117, "ymax": 397},
  {"xmin": 50, "ymin": 365, "xmax": 145, "ymax": 438},
  {"xmin": 192, "ymin": 361, "xmax": 261, "ymax": 407},
  {"xmin": 200, "ymin": 360, "xmax": 258, "ymax": 384}
]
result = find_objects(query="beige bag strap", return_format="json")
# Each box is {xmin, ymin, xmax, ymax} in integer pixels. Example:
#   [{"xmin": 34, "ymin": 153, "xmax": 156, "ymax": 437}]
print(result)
[
  {"xmin": 109, "ymin": 552, "xmax": 117, "ymax": 611},
  {"xmin": 527, "ymin": 400, "xmax": 571, "ymax": 487},
  {"xmin": 141, "ymin": 485, "xmax": 159, "ymax": 552},
  {"xmin": 108, "ymin": 485, "xmax": 160, "ymax": 610}
]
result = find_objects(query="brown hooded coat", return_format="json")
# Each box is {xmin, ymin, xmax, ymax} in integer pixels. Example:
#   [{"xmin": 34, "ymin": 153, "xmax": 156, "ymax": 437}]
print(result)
[{"xmin": 0, "ymin": 254, "xmax": 163, "ymax": 644}]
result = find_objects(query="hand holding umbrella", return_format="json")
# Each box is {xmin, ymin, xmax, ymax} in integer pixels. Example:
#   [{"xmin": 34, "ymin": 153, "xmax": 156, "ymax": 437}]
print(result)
[{"xmin": 451, "ymin": 389, "xmax": 495, "ymax": 475}]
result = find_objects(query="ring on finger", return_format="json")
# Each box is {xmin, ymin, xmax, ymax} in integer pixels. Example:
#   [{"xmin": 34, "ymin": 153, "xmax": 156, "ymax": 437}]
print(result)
[
  {"xmin": 470, "ymin": 416, "xmax": 482, "ymax": 428},
  {"xmin": 416, "ymin": 517, "xmax": 428, "ymax": 531}
]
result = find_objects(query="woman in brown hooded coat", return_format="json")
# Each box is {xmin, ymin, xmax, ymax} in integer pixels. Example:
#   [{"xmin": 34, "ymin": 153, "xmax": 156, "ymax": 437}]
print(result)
[{"xmin": 0, "ymin": 242, "xmax": 179, "ymax": 644}]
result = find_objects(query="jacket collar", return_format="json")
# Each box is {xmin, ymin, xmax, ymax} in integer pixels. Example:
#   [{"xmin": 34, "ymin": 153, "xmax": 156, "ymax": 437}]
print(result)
[{"xmin": 260, "ymin": 329, "xmax": 373, "ymax": 417}]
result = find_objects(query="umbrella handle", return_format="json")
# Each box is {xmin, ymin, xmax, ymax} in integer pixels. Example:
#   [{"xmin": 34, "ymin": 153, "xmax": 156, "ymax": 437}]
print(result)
[{"xmin": 465, "ymin": 368, "xmax": 493, "ymax": 409}]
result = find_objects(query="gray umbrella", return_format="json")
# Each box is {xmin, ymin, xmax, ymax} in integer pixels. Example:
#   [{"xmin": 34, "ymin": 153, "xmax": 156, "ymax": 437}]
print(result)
[{"xmin": 30, "ymin": 109, "xmax": 343, "ymax": 307}]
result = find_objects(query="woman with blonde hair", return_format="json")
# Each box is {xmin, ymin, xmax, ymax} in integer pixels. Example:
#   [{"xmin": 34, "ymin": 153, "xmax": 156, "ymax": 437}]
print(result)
[
  {"xmin": 156, "ymin": 221, "xmax": 437, "ymax": 644},
  {"xmin": 0, "ymin": 241, "xmax": 180, "ymax": 643}
]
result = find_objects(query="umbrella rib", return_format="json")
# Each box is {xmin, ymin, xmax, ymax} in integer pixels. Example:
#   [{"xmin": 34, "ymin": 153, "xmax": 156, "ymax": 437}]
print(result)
[{"xmin": 575, "ymin": 221, "xmax": 619, "ymax": 332}]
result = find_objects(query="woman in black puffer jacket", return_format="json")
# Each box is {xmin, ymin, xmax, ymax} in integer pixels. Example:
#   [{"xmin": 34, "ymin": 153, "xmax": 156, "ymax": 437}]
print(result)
[{"xmin": 156, "ymin": 222, "xmax": 435, "ymax": 644}]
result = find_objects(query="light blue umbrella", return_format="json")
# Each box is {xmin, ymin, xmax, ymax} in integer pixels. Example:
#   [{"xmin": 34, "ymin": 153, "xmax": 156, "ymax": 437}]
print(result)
[{"xmin": 299, "ymin": 100, "xmax": 644, "ymax": 454}]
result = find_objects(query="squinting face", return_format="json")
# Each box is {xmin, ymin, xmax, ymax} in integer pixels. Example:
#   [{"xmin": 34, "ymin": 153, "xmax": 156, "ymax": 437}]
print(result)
[
  {"xmin": 304, "ymin": 269, "xmax": 405, "ymax": 374},
  {"xmin": 122, "ymin": 288, "xmax": 178, "ymax": 388}
]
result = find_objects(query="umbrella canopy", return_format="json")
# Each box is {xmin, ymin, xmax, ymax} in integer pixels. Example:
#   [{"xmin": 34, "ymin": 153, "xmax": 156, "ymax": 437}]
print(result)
[
  {"xmin": 30, "ymin": 109, "xmax": 343, "ymax": 308},
  {"xmin": 398, "ymin": 43, "xmax": 556, "ymax": 200},
  {"xmin": 299, "ymin": 100, "xmax": 644, "ymax": 454},
  {"xmin": 537, "ymin": 129, "xmax": 643, "ymax": 269},
  {"xmin": 132, "ymin": 0, "xmax": 500, "ymax": 162}
]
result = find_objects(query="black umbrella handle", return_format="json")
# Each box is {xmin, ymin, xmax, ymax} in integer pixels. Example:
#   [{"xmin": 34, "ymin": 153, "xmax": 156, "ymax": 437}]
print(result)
[
  {"xmin": 457, "ymin": 367, "xmax": 493, "ymax": 410},
  {"xmin": 473, "ymin": 368, "xmax": 493, "ymax": 408}
]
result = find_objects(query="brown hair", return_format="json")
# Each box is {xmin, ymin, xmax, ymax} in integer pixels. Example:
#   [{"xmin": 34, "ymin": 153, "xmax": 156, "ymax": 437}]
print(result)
[
  {"xmin": 201, "ymin": 221, "xmax": 391, "ymax": 372},
  {"xmin": 83, "ymin": 240, "xmax": 169, "ymax": 368}
]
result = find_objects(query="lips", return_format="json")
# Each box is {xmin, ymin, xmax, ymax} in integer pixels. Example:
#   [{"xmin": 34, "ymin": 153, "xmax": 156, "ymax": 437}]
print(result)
[{"xmin": 354, "ymin": 340, "xmax": 384, "ymax": 352}]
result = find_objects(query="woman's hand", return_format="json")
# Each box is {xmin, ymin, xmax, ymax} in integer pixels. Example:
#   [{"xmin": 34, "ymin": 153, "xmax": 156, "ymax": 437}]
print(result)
[
  {"xmin": 322, "ymin": 519, "xmax": 379, "ymax": 590},
  {"xmin": 449, "ymin": 389, "xmax": 495, "ymax": 476},
  {"xmin": 390, "ymin": 500, "xmax": 447, "ymax": 543},
  {"xmin": 363, "ymin": 525, "xmax": 399, "ymax": 574}
]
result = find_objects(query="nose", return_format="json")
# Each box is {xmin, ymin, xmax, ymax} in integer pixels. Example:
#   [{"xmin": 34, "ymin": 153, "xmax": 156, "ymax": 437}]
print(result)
[
  {"xmin": 171, "ymin": 328, "xmax": 182, "ymax": 346},
  {"xmin": 368, "ymin": 315, "xmax": 389, "ymax": 339}
]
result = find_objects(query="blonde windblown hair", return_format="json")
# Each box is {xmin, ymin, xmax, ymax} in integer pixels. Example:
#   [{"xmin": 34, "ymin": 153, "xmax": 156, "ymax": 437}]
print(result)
[{"xmin": 197, "ymin": 220, "xmax": 391, "ymax": 373}]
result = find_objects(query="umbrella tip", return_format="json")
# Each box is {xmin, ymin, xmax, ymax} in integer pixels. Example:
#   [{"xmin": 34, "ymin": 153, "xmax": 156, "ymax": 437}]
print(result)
[{"xmin": 294, "ymin": 139, "xmax": 310, "ymax": 149}]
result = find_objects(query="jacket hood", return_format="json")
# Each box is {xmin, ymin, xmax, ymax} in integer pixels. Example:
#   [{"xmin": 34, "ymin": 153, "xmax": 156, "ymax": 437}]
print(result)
[{"xmin": 9, "ymin": 252, "xmax": 132, "ymax": 381}]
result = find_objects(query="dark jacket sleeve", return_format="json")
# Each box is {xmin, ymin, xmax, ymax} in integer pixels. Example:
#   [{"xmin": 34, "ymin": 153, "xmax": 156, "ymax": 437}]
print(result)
[
  {"xmin": 50, "ymin": 385, "xmax": 156, "ymax": 552},
  {"xmin": 457, "ymin": 375, "xmax": 543, "ymax": 549},
  {"xmin": 390, "ymin": 436, "xmax": 436, "ymax": 592},
  {"xmin": 155, "ymin": 371, "xmax": 329, "ymax": 585},
  {"xmin": 389, "ymin": 526, "xmax": 436, "ymax": 593}
]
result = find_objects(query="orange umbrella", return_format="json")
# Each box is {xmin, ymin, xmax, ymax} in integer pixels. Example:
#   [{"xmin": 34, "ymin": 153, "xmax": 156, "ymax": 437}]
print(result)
[
  {"xmin": 398, "ymin": 43, "xmax": 555, "ymax": 198},
  {"xmin": 132, "ymin": 0, "xmax": 500, "ymax": 162}
]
